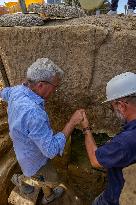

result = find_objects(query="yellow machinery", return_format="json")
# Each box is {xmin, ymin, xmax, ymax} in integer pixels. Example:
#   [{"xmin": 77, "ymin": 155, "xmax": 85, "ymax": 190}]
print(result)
[
  {"xmin": 79, "ymin": 0, "xmax": 104, "ymax": 11},
  {"xmin": 4, "ymin": 0, "xmax": 44, "ymax": 13},
  {"xmin": 25, "ymin": 0, "xmax": 44, "ymax": 8},
  {"xmin": 4, "ymin": 2, "xmax": 18, "ymax": 8}
]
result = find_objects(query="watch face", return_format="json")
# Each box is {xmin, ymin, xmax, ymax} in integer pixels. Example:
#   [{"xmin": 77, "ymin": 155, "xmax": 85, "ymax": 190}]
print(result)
[{"xmin": 79, "ymin": 0, "xmax": 104, "ymax": 10}]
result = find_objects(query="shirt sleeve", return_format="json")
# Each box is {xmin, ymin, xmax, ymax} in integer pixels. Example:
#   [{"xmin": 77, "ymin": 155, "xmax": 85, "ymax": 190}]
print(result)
[
  {"xmin": 27, "ymin": 108, "xmax": 66, "ymax": 159},
  {"xmin": 95, "ymin": 141, "xmax": 130, "ymax": 169},
  {"xmin": 0, "ymin": 87, "xmax": 12, "ymax": 102}
]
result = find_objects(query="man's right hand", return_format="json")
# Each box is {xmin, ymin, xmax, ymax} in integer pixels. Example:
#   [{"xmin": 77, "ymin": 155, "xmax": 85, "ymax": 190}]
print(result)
[
  {"xmin": 81, "ymin": 112, "xmax": 90, "ymax": 128},
  {"xmin": 69, "ymin": 109, "xmax": 85, "ymax": 127},
  {"xmin": 62, "ymin": 109, "xmax": 85, "ymax": 138}
]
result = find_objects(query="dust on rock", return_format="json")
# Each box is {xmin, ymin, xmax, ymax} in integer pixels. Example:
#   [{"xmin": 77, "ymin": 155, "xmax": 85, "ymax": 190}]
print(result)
[{"xmin": 45, "ymin": 15, "xmax": 136, "ymax": 32}]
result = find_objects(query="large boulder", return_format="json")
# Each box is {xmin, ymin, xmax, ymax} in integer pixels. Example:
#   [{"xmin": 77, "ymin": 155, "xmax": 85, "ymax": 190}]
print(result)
[{"xmin": 0, "ymin": 15, "xmax": 136, "ymax": 135}]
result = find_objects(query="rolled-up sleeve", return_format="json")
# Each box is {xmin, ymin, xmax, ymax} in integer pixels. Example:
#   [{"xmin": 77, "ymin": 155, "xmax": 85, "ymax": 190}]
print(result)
[{"xmin": 27, "ymin": 108, "xmax": 66, "ymax": 159}]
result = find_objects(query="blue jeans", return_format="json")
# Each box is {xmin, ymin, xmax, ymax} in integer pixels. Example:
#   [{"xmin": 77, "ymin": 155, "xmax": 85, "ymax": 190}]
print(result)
[
  {"xmin": 92, "ymin": 192, "xmax": 109, "ymax": 205},
  {"xmin": 111, "ymin": 0, "xmax": 136, "ymax": 10}
]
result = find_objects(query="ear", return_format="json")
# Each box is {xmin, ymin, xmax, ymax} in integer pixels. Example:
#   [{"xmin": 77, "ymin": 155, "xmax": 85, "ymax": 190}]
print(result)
[
  {"xmin": 37, "ymin": 82, "xmax": 43, "ymax": 89},
  {"xmin": 118, "ymin": 101, "xmax": 127, "ymax": 113}
]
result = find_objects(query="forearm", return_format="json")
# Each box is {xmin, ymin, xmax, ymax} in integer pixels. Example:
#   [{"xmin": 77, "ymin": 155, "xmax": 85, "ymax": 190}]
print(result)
[
  {"xmin": 62, "ymin": 120, "xmax": 75, "ymax": 138},
  {"xmin": 84, "ymin": 131, "xmax": 101, "ymax": 168}
]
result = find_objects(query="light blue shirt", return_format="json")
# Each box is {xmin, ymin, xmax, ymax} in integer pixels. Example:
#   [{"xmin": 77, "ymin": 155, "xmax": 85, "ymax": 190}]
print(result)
[{"xmin": 0, "ymin": 85, "xmax": 66, "ymax": 177}]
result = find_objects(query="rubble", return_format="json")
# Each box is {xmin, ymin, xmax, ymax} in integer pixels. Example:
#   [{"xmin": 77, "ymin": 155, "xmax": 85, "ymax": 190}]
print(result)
[
  {"xmin": 0, "ymin": 14, "xmax": 44, "ymax": 27},
  {"xmin": 28, "ymin": 3, "xmax": 87, "ymax": 18},
  {"xmin": 46, "ymin": 14, "xmax": 136, "ymax": 31}
]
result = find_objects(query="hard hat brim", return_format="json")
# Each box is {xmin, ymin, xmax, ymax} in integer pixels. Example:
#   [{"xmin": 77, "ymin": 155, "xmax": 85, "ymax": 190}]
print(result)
[{"xmin": 102, "ymin": 90, "xmax": 136, "ymax": 104}]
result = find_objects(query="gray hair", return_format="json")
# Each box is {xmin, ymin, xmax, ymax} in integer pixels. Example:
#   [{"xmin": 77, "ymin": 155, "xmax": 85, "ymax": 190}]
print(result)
[{"xmin": 27, "ymin": 58, "xmax": 64, "ymax": 83}]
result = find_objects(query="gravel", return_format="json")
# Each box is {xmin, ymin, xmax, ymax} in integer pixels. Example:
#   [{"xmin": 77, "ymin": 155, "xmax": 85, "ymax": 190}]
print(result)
[
  {"xmin": 28, "ymin": 3, "xmax": 87, "ymax": 18},
  {"xmin": 45, "ymin": 14, "xmax": 136, "ymax": 31},
  {"xmin": 0, "ymin": 14, "xmax": 44, "ymax": 27}
]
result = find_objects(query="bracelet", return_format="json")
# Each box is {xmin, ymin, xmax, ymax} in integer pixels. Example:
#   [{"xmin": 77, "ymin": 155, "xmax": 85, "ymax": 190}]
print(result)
[{"xmin": 82, "ymin": 127, "xmax": 92, "ymax": 134}]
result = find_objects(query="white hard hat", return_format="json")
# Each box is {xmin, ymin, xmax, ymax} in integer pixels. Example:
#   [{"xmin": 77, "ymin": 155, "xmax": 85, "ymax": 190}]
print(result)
[{"xmin": 104, "ymin": 72, "xmax": 136, "ymax": 103}]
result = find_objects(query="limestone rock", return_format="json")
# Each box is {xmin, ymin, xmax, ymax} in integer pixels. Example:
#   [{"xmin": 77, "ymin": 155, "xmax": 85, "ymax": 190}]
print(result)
[
  {"xmin": 0, "ymin": 15, "xmax": 136, "ymax": 205},
  {"xmin": 0, "ymin": 149, "xmax": 17, "ymax": 205}
]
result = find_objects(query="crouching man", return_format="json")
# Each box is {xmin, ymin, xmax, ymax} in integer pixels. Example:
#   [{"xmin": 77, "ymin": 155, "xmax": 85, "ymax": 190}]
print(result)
[
  {"xmin": 0, "ymin": 58, "xmax": 84, "ymax": 204},
  {"xmin": 81, "ymin": 72, "xmax": 136, "ymax": 205}
]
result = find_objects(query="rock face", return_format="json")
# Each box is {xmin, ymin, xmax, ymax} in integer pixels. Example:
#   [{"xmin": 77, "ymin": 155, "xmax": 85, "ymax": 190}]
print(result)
[
  {"xmin": 0, "ymin": 15, "xmax": 136, "ymax": 204},
  {"xmin": 0, "ymin": 15, "xmax": 136, "ymax": 134},
  {"xmin": 0, "ymin": 100, "xmax": 17, "ymax": 205}
]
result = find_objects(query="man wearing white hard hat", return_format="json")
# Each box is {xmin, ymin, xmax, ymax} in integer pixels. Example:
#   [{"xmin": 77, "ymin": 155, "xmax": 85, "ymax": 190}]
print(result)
[{"xmin": 81, "ymin": 72, "xmax": 136, "ymax": 205}]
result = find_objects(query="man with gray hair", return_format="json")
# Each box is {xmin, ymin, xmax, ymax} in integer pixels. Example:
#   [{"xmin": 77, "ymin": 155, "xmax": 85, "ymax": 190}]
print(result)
[{"xmin": 0, "ymin": 58, "xmax": 84, "ymax": 204}]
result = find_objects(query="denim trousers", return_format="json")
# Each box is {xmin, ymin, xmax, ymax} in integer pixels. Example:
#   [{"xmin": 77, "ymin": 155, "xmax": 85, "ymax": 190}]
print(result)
[{"xmin": 111, "ymin": 0, "xmax": 136, "ymax": 10}]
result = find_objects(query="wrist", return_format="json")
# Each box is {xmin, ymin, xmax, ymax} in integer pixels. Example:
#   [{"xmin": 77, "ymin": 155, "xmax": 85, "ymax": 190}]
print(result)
[
  {"xmin": 69, "ymin": 118, "xmax": 76, "ymax": 128},
  {"xmin": 82, "ymin": 127, "xmax": 92, "ymax": 135},
  {"xmin": 82, "ymin": 124, "xmax": 90, "ymax": 129}
]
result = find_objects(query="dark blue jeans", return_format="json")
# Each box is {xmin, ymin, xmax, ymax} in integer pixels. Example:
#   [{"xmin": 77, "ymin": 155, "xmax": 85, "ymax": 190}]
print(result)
[{"xmin": 111, "ymin": 0, "xmax": 136, "ymax": 10}]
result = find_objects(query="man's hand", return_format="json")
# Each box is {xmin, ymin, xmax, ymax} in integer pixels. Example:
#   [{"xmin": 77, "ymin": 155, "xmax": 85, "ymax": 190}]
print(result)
[
  {"xmin": 69, "ymin": 109, "xmax": 85, "ymax": 127},
  {"xmin": 81, "ymin": 111, "xmax": 90, "ymax": 128},
  {"xmin": 62, "ymin": 109, "xmax": 85, "ymax": 138}
]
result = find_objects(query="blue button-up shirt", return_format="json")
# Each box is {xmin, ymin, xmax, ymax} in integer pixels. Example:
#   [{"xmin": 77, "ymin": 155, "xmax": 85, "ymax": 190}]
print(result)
[
  {"xmin": 96, "ymin": 120, "xmax": 136, "ymax": 205},
  {"xmin": 0, "ymin": 85, "xmax": 66, "ymax": 177}
]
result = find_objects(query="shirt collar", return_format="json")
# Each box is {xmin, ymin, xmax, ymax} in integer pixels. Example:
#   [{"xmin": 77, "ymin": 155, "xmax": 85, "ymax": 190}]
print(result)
[
  {"xmin": 123, "ymin": 119, "xmax": 136, "ymax": 131},
  {"xmin": 21, "ymin": 84, "xmax": 45, "ymax": 107}
]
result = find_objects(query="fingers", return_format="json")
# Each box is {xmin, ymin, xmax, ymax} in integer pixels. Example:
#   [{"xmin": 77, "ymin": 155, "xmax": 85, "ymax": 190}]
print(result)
[{"xmin": 82, "ymin": 111, "xmax": 87, "ymax": 118}]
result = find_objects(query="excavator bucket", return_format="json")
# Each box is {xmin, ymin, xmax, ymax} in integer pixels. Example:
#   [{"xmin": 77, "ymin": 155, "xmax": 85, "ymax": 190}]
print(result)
[{"xmin": 79, "ymin": 0, "xmax": 104, "ymax": 11}]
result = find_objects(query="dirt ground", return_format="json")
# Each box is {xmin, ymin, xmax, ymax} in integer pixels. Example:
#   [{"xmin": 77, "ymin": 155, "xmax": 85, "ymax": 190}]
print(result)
[{"xmin": 45, "ymin": 14, "xmax": 136, "ymax": 31}]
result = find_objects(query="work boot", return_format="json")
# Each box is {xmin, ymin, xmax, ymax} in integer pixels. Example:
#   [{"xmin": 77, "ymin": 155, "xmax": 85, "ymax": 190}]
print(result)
[
  {"xmin": 41, "ymin": 185, "xmax": 65, "ymax": 204},
  {"xmin": 11, "ymin": 174, "xmax": 34, "ymax": 194},
  {"xmin": 107, "ymin": 10, "xmax": 117, "ymax": 15},
  {"xmin": 127, "ymin": 9, "xmax": 135, "ymax": 15}
]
